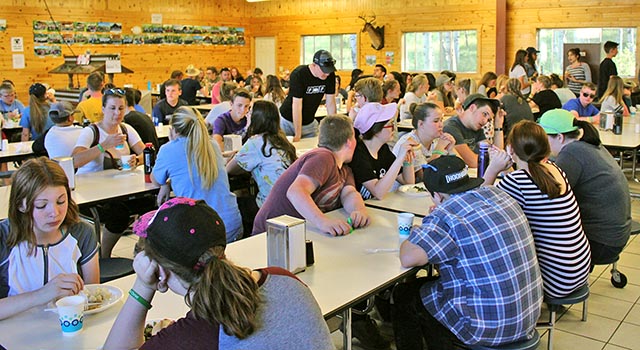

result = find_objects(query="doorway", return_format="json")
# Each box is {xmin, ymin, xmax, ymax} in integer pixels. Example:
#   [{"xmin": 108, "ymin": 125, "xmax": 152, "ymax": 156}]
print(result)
[{"xmin": 254, "ymin": 37, "xmax": 276, "ymax": 76}]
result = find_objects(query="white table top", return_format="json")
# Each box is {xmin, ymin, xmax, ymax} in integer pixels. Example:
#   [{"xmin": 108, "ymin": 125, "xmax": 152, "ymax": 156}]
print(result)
[
  {"xmin": 315, "ymin": 105, "xmax": 348, "ymax": 118},
  {"xmin": 293, "ymin": 136, "xmax": 318, "ymax": 156},
  {"xmin": 155, "ymin": 125, "xmax": 170, "ymax": 140},
  {"xmin": 599, "ymin": 123, "xmax": 640, "ymax": 149},
  {"xmin": 0, "ymin": 141, "xmax": 33, "ymax": 161},
  {"xmin": 366, "ymin": 187, "xmax": 433, "ymax": 217},
  {"xmin": 0, "ymin": 168, "xmax": 159, "ymax": 220},
  {"xmin": 0, "ymin": 207, "xmax": 417, "ymax": 349}
]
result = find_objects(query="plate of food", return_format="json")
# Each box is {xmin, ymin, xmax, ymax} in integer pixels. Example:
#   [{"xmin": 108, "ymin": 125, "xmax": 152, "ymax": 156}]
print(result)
[
  {"xmin": 144, "ymin": 318, "xmax": 175, "ymax": 340},
  {"xmin": 397, "ymin": 183, "xmax": 429, "ymax": 197},
  {"xmin": 81, "ymin": 284, "xmax": 124, "ymax": 315}
]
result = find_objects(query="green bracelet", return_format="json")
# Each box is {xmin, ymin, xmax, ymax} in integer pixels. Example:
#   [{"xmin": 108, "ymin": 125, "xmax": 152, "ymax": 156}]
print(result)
[
  {"xmin": 403, "ymin": 161, "xmax": 411, "ymax": 167},
  {"xmin": 129, "ymin": 288, "xmax": 152, "ymax": 309},
  {"xmin": 97, "ymin": 143, "xmax": 105, "ymax": 153},
  {"xmin": 432, "ymin": 150, "xmax": 447, "ymax": 156}
]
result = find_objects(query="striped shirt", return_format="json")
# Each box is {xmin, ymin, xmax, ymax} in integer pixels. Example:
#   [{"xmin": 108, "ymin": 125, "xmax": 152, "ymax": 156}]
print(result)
[
  {"xmin": 497, "ymin": 165, "xmax": 591, "ymax": 298},
  {"xmin": 566, "ymin": 63, "xmax": 591, "ymax": 95},
  {"xmin": 410, "ymin": 186, "xmax": 542, "ymax": 346}
]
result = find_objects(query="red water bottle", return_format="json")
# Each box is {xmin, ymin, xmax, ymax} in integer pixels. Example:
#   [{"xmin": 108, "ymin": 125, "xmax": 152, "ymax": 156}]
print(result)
[{"xmin": 143, "ymin": 142, "xmax": 155, "ymax": 183}]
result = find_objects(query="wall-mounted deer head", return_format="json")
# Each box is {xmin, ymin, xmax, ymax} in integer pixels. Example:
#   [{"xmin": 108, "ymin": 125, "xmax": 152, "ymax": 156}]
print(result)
[{"xmin": 359, "ymin": 14, "xmax": 384, "ymax": 51}]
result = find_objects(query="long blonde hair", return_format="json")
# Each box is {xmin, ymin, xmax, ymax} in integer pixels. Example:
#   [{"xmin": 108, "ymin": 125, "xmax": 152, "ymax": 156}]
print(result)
[
  {"xmin": 600, "ymin": 75, "xmax": 624, "ymax": 106},
  {"xmin": 170, "ymin": 107, "xmax": 218, "ymax": 189}
]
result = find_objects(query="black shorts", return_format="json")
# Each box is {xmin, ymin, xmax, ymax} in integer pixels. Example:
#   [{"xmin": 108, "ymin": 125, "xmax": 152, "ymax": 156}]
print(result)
[{"xmin": 589, "ymin": 240, "xmax": 625, "ymax": 265}]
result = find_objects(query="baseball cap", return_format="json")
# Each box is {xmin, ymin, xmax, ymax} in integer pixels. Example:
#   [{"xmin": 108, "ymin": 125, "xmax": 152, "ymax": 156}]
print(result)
[
  {"xmin": 29, "ymin": 83, "xmax": 46, "ymax": 98},
  {"xmin": 353, "ymin": 102, "xmax": 397, "ymax": 134},
  {"xmin": 435, "ymin": 74, "xmax": 452, "ymax": 87},
  {"xmin": 48, "ymin": 101, "xmax": 76, "ymax": 123},
  {"xmin": 313, "ymin": 50, "xmax": 337, "ymax": 74},
  {"xmin": 133, "ymin": 197, "xmax": 227, "ymax": 271},
  {"xmin": 462, "ymin": 93, "xmax": 501, "ymax": 111},
  {"xmin": 526, "ymin": 47, "xmax": 540, "ymax": 54},
  {"xmin": 538, "ymin": 108, "xmax": 578, "ymax": 135},
  {"xmin": 422, "ymin": 156, "xmax": 484, "ymax": 195}
]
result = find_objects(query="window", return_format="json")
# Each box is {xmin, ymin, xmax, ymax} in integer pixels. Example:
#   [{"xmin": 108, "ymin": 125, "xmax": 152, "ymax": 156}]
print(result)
[
  {"xmin": 537, "ymin": 28, "xmax": 636, "ymax": 77},
  {"xmin": 301, "ymin": 34, "xmax": 357, "ymax": 71},
  {"xmin": 402, "ymin": 30, "xmax": 478, "ymax": 73}
]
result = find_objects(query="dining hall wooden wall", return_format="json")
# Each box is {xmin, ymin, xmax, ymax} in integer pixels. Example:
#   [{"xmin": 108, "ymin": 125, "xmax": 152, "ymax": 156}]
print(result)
[
  {"xmin": 1, "ymin": 0, "xmax": 639, "ymax": 98},
  {"xmin": 0, "ymin": 0, "xmax": 252, "ymax": 97}
]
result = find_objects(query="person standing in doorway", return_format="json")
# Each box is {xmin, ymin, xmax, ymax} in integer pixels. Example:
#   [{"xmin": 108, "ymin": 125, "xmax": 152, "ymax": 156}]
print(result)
[{"xmin": 597, "ymin": 41, "xmax": 619, "ymax": 99}]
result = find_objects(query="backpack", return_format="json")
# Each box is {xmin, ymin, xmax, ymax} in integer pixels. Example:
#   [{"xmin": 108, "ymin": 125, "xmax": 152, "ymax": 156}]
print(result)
[{"xmin": 89, "ymin": 123, "xmax": 129, "ymax": 170}]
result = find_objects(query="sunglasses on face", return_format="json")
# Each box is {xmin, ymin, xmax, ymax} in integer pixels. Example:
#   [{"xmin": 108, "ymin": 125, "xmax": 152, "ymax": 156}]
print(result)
[
  {"xmin": 105, "ymin": 88, "xmax": 125, "ymax": 96},
  {"xmin": 582, "ymin": 92, "xmax": 596, "ymax": 99}
]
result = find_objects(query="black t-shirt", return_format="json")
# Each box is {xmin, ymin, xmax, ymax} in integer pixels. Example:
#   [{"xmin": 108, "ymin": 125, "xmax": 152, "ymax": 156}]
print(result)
[
  {"xmin": 152, "ymin": 98, "xmax": 188, "ymax": 124},
  {"xmin": 598, "ymin": 58, "xmax": 618, "ymax": 98},
  {"xmin": 279, "ymin": 65, "xmax": 336, "ymax": 125},
  {"xmin": 180, "ymin": 78, "xmax": 202, "ymax": 105},
  {"xmin": 532, "ymin": 89, "xmax": 562, "ymax": 120},
  {"xmin": 124, "ymin": 110, "xmax": 160, "ymax": 149},
  {"xmin": 348, "ymin": 140, "xmax": 397, "ymax": 200}
]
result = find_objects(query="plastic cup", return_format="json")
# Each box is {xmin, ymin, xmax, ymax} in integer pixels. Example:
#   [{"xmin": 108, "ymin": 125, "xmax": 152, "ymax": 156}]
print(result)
[
  {"xmin": 121, "ymin": 155, "xmax": 134, "ymax": 170},
  {"xmin": 1, "ymin": 139, "xmax": 8, "ymax": 151},
  {"xmin": 397, "ymin": 212, "xmax": 414, "ymax": 246},
  {"xmin": 56, "ymin": 295, "xmax": 85, "ymax": 336}
]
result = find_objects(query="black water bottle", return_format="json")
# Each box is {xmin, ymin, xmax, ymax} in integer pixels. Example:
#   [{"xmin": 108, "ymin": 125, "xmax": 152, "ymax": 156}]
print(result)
[
  {"xmin": 614, "ymin": 110, "xmax": 623, "ymax": 135},
  {"xmin": 143, "ymin": 142, "xmax": 155, "ymax": 183},
  {"xmin": 477, "ymin": 142, "xmax": 490, "ymax": 178}
]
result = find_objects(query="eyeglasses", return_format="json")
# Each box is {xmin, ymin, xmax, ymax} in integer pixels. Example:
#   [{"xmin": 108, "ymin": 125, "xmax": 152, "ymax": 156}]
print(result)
[
  {"xmin": 354, "ymin": 93, "xmax": 363, "ymax": 98},
  {"xmin": 0, "ymin": 93, "xmax": 15, "ymax": 98},
  {"xmin": 105, "ymin": 88, "xmax": 125, "ymax": 96},
  {"xmin": 582, "ymin": 92, "xmax": 596, "ymax": 99}
]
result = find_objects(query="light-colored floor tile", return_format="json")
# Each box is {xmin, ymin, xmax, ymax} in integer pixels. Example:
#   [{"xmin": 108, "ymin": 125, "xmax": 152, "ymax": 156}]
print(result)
[
  {"xmin": 625, "ymin": 239, "xmax": 640, "ymax": 255},
  {"xmin": 623, "ymin": 304, "xmax": 640, "ymax": 326},
  {"xmin": 603, "ymin": 344, "xmax": 632, "ymax": 350},
  {"xmin": 609, "ymin": 265, "xmax": 640, "ymax": 287},
  {"xmin": 591, "ymin": 264, "xmax": 610, "ymax": 280},
  {"xmin": 590, "ymin": 278, "xmax": 640, "ymax": 303},
  {"xmin": 570, "ymin": 293, "xmax": 634, "ymax": 321},
  {"xmin": 555, "ymin": 311, "xmax": 620, "ymax": 342},
  {"xmin": 537, "ymin": 328, "xmax": 605, "ymax": 350},
  {"xmin": 609, "ymin": 322, "xmax": 640, "ymax": 349},
  {"xmin": 618, "ymin": 252, "xmax": 640, "ymax": 269}
]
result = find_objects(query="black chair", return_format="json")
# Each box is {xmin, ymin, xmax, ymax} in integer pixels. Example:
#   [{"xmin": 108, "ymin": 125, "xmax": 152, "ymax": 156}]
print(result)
[
  {"xmin": 84, "ymin": 207, "xmax": 134, "ymax": 283},
  {"xmin": 458, "ymin": 329, "xmax": 540, "ymax": 350},
  {"xmin": 537, "ymin": 283, "xmax": 589, "ymax": 350}
]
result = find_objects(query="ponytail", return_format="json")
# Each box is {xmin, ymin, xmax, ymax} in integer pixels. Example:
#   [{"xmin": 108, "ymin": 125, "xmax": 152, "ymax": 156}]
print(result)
[
  {"xmin": 188, "ymin": 247, "xmax": 261, "ymax": 339},
  {"xmin": 527, "ymin": 160, "xmax": 561, "ymax": 198},
  {"xmin": 574, "ymin": 119, "xmax": 601, "ymax": 146},
  {"xmin": 508, "ymin": 120, "xmax": 561, "ymax": 198},
  {"xmin": 29, "ymin": 94, "xmax": 48, "ymax": 135},
  {"xmin": 170, "ymin": 107, "xmax": 218, "ymax": 189}
]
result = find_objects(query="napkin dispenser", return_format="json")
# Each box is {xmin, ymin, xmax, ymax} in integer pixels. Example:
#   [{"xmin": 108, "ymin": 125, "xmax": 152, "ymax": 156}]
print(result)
[
  {"xmin": 266, "ymin": 215, "xmax": 306, "ymax": 274},
  {"xmin": 223, "ymin": 134, "xmax": 243, "ymax": 152},
  {"xmin": 53, "ymin": 157, "xmax": 75, "ymax": 190}
]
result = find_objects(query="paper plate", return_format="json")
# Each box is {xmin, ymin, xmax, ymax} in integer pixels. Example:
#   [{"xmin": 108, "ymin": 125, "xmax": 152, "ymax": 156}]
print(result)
[{"xmin": 397, "ymin": 183, "xmax": 429, "ymax": 197}]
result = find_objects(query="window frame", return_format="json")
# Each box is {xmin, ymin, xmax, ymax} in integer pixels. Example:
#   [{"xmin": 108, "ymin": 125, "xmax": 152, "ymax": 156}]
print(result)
[
  {"xmin": 300, "ymin": 33, "xmax": 358, "ymax": 71},
  {"xmin": 401, "ymin": 29, "xmax": 479, "ymax": 73}
]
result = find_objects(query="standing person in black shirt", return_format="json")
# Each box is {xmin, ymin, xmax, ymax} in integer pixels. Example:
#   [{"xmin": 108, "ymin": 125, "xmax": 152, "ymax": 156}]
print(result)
[
  {"xmin": 597, "ymin": 41, "xmax": 619, "ymax": 99},
  {"xmin": 279, "ymin": 50, "xmax": 337, "ymax": 141}
]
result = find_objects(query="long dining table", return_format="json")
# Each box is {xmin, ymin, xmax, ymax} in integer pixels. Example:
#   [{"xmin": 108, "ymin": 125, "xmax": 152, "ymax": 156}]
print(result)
[{"xmin": 0, "ymin": 206, "xmax": 419, "ymax": 350}]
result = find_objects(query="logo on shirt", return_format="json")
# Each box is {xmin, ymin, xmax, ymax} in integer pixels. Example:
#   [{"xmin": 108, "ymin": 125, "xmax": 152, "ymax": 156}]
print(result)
[{"xmin": 306, "ymin": 85, "xmax": 326, "ymax": 95}]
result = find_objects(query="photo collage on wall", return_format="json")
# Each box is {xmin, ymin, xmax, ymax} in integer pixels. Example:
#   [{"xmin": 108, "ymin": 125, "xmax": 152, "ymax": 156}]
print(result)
[{"xmin": 32, "ymin": 20, "xmax": 245, "ymax": 57}]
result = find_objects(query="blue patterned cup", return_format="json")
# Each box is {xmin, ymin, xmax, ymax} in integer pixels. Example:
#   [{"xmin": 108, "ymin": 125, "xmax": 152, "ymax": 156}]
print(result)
[
  {"xmin": 56, "ymin": 295, "xmax": 85, "ymax": 336},
  {"xmin": 397, "ymin": 212, "xmax": 414, "ymax": 247}
]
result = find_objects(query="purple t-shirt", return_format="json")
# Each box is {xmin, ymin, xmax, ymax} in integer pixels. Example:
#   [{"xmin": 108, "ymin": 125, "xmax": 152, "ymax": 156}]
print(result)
[
  {"xmin": 212, "ymin": 111, "xmax": 246, "ymax": 136},
  {"xmin": 252, "ymin": 147, "xmax": 356, "ymax": 234}
]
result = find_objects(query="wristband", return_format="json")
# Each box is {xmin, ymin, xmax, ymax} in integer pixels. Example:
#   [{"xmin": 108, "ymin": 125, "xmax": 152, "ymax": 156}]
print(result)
[
  {"xmin": 432, "ymin": 150, "xmax": 447, "ymax": 156},
  {"xmin": 128, "ymin": 288, "xmax": 152, "ymax": 309},
  {"xmin": 97, "ymin": 143, "xmax": 105, "ymax": 153},
  {"xmin": 494, "ymin": 128, "xmax": 503, "ymax": 132},
  {"xmin": 403, "ymin": 161, "xmax": 411, "ymax": 167}
]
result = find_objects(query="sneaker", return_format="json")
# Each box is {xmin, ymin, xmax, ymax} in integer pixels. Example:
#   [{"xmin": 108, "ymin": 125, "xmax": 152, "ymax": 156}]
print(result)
[{"xmin": 350, "ymin": 315, "xmax": 391, "ymax": 350}]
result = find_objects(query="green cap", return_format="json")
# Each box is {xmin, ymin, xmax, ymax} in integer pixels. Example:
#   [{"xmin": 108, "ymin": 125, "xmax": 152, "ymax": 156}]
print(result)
[{"xmin": 538, "ymin": 109, "xmax": 578, "ymax": 135}]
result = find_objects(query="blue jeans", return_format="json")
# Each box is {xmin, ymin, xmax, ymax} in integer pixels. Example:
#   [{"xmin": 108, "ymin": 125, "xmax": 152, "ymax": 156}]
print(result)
[{"xmin": 280, "ymin": 117, "xmax": 318, "ymax": 138}]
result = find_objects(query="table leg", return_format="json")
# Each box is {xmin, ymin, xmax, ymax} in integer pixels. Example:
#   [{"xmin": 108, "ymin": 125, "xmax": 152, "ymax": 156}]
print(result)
[
  {"xmin": 633, "ymin": 149, "xmax": 639, "ymax": 182},
  {"xmin": 619, "ymin": 151, "xmax": 624, "ymax": 169},
  {"xmin": 343, "ymin": 308, "xmax": 352, "ymax": 350}
]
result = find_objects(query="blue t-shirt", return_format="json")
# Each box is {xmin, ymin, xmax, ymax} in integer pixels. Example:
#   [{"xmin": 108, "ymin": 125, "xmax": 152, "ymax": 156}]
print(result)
[
  {"xmin": 0, "ymin": 99, "xmax": 25, "ymax": 118},
  {"xmin": 152, "ymin": 137, "xmax": 242, "ymax": 242},
  {"xmin": 20, "ymin": 104, "xmax": 53, "ymax": 139},
  {"xmin": 562, "ymin": 98, "xmax": 599, "ymax": 117}
]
